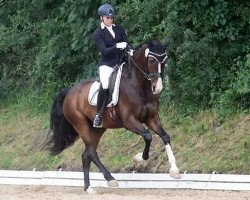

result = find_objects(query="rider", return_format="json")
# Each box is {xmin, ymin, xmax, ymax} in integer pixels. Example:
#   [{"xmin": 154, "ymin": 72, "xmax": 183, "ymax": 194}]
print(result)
[{"xmin": 92, "ymin": 3, "xmax": 128, "ymax": 128}]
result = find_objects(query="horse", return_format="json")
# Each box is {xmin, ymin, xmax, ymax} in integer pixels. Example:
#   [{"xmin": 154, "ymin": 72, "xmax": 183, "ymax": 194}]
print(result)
[{"xmin": 47, "ymin": 40, "xmax": 181, "ymax": 194}]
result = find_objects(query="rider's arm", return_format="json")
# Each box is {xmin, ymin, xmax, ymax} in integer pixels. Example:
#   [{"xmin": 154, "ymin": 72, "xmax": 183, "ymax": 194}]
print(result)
[{"xmin": 93, "ymin": 29, "xmax": 117, "ymax": 56}]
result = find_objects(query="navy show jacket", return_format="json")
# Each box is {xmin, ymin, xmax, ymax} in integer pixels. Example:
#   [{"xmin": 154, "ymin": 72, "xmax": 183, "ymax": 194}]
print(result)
[{"xmin": 93, "ymin": 24, "xmax": 128, "ymax": 68}]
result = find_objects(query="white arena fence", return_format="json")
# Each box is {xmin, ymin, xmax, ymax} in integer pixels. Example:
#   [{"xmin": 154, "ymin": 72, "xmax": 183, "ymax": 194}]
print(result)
[{"xmin": 0, "ymin": 170, "xmax": 249, "ymax": 191}]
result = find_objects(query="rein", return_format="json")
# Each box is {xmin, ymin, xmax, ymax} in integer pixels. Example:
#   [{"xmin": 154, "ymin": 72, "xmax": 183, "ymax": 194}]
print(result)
[{"xmin": 128, "ymin": 54, "xmax": 152, "ymax": 80}]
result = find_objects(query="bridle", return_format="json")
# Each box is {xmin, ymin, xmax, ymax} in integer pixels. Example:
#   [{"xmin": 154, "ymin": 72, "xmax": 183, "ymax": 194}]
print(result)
[{"xmin": 126, "ymin": 47, "xmax": 168, "ymax": 81}]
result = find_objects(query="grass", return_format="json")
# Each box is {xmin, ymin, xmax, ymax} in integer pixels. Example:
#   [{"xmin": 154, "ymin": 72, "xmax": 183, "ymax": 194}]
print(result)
[
  {"xmin": 170, "ymin": 111, "xmax": 250, "ymax": 174},
  {"xmin": 0, "ymin": 100, "xmax": 249, "ymax": 174},
  {"xmin": 0, "ymin": 99, "xmax": 54, "ymax": 170}
]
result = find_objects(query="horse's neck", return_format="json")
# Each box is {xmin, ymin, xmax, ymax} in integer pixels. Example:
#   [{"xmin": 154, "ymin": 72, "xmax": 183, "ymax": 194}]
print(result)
[
  {"xmin": 131, "ymin": 67, "xmax": 146, "ymax": 85},
  {"xmin": 121, "ymin": 64, "xmax": 158, "ymax": 103},
  {"xmin": 131, "ymin": 46, "xmax": 147, "ymax": 81},
  {"xmin": 129, "ymin": 63, "xmax": 156, "ymax": 100},
  {"xmin": 130, "ymin": 72, "xmax": 158, "ymax": 103}
]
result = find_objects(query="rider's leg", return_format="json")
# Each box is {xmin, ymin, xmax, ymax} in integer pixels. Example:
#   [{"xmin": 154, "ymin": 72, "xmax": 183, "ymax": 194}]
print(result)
[
  {"xmin": 93, "ymin": 85, "xmax": 108, "ymax": 127},
  {"xmin": 93, "ymin": 65, "xmax": 113, "ymax": 128}
]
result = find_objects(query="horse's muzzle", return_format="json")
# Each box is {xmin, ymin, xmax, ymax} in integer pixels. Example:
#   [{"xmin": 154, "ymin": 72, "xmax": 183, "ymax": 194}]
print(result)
[{"xmin": 151, "ymin": 77, "xmax": 163, "ymax": 94}]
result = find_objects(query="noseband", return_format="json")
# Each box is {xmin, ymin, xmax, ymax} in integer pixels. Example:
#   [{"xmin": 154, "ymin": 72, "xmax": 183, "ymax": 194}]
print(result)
[{"xmin": 127, "ymin": 48, "xmax": 168, "ymax": 81}]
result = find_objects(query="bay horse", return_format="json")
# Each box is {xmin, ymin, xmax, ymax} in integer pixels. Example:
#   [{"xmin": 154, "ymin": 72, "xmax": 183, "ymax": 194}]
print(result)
[{"xmin": 47, "ymin": 40, "xmax": 180, "ymax": 194}]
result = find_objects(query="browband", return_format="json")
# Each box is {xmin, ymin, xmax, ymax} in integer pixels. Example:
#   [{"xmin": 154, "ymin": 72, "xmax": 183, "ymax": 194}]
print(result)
[{"xmin": 145, "ymin": 48, "xmax": 168, "ymax": 63}]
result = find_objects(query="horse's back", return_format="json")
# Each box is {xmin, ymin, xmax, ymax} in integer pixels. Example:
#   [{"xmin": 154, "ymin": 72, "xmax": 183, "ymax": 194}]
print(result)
[
  {"xmin": 62, "ymin": 78, "xmax": 125, "ymax": 129},
  {"xmin": 63, "ymin": 80, "xmax": 96, "ymax": 123}
]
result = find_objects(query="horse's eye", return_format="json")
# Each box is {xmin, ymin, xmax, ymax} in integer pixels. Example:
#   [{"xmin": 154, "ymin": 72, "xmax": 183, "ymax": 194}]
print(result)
[{"xmin": 148, "ymin": 58, "xmax": 155, "ymax": 63}]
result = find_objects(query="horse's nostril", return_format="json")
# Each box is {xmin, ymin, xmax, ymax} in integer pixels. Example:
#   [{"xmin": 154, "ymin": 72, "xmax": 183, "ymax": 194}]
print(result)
[{"xmin": 152, "ymin": 86, "xmax": 156, "ymax": 93}]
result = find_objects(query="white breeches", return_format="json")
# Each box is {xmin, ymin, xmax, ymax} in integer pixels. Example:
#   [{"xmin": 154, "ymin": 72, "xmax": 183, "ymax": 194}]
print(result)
[{"xmin": 99, "ymin": 65, "xmax": 114, "ymax": 89}]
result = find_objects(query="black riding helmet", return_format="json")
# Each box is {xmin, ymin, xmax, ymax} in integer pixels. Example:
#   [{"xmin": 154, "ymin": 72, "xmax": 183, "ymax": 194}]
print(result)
[{"xmin": 98, "ymin": 3, "xmax": 116, "ymax": 17}]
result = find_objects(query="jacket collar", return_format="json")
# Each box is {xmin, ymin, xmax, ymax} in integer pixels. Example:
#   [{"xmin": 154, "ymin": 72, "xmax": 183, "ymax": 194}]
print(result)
[{"xmin": 101, "ymin": 22, "xmax": 116, "ymax": 29}]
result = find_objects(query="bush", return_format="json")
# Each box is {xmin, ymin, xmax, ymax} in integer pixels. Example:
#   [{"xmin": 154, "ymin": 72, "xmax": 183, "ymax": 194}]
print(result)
[{"xmin": 0, "ymin": 0, "xmax": 249, "ymax": 115}]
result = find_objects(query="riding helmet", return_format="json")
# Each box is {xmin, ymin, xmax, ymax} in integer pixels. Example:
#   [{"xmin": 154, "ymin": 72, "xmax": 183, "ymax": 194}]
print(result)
[{"xmin": 98, "ymin": 3, "xmax": 116, "ymax": 17}]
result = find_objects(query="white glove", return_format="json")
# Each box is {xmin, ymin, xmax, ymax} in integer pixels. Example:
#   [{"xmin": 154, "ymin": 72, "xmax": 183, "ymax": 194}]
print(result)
[
  {"xmin": 116, "ymin": 42, "xmax": 127, "ymax": 50},
  {"xmin": 128, "ymin": 49, "xmax": 134, "ymax": 56}
]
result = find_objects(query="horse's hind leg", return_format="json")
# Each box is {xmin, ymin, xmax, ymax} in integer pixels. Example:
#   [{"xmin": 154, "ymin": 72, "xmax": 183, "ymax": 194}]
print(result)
[
  {"xmin": 75, "ymin": 119, "xmax": 118, "ymax": 192},
  {"xmin": 82, "ymin": 146, "xmax": 118, "ymax": 194},
  {"xmin": 89, "ymin": 147, "xmax": 118, "ymax": 187},
  {"xmin": 82, "ymin": 148, "xmax": 95, "ymax": 194}
]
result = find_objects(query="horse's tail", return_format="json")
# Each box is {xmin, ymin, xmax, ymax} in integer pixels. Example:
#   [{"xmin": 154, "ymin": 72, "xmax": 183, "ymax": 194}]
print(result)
[{"xmin": 47, "ymin": 88, "xmax": 79, "ymax": 155}]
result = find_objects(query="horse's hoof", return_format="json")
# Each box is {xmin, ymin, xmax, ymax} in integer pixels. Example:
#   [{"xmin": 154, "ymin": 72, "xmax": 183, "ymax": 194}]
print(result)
[
  {"xmin": 86, "ymin": 187, "xmax": 97, "ymax": 194},
  {"xmin": 133, "ymin": 153, "xmax": 144, "ymax": 162},
  {"xmin": 169, "ymin": 168, "xmax": 181, "ymax": 179},
  {"xmin": 108, "ymin": 180, "xmax": 119, "ymax": 187}
]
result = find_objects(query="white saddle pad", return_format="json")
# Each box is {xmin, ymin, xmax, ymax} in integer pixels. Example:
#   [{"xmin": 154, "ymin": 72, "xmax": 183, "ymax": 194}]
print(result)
[{"xmin": 88, "ymin": 65, "xmax": 123, "ymax": 107}]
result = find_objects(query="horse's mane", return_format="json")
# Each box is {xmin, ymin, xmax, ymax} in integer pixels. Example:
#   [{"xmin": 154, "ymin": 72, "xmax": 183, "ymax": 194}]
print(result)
[
  {"xmin": 134, "ymin": 40, "xmax": 151, "ymax": 50},
  {"xmin": 134, "ymin": 39, "xmax": 166, "ymax": 53}
]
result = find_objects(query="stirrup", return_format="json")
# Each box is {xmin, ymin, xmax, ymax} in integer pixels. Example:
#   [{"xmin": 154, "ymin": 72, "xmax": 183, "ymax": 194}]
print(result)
[{"xmin": 93, "ymin": 114, "xmax": 103, "ymax": 128}]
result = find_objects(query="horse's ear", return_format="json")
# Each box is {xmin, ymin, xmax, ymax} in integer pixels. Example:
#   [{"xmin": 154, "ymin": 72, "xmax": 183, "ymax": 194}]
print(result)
[
  {"xmin": 147, "ymin": 40, "xmax": 154, "ymax": 48},
  {"xmin": 163, "ymin": 40, "xmax": 171, "ymax": 48}
]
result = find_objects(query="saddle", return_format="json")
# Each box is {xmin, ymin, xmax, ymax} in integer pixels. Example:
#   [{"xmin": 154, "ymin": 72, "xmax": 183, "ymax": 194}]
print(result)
[{"xmin": 88, "ymin": 63, "xmax": 124, "ymax": 107}]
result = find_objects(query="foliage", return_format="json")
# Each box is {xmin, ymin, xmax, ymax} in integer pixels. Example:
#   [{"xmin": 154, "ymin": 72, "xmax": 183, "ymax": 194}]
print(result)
[
  {"xmin": 158, "ymin": 0, "xmax": 250, "ymax": 116},
  {"xmin": 0, "ymin": 0, "xmax": 249, "ymax": 115}
]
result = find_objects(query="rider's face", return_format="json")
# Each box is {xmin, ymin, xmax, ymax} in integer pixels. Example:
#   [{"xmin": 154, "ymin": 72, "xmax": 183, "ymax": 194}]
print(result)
[{"xmin": 101, "ymin": 16, "xmax": 114, "ymax": 27}]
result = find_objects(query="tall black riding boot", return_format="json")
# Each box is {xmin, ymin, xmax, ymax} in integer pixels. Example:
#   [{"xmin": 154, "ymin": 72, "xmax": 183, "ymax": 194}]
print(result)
[{"xmin": 93, "ymin": 87, "xmax": 109, "ymax": 128}]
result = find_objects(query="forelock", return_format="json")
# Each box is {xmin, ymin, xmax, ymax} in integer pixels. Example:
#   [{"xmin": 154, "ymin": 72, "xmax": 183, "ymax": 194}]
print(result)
[{"xmin": 147, "ymin": 40, "xmax": 166, "ymax": 54}]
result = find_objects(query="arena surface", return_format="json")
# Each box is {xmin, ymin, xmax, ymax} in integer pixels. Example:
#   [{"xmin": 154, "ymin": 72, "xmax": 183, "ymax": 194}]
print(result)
[{"xmin": 1, "ymin": 185, "xmax": 249, "ymax": 200}]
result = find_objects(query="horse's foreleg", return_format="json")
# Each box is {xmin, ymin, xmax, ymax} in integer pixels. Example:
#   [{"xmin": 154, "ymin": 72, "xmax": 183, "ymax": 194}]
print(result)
[
  {"xmin": 141, "ymin": 129, "xmax": 152, "ymax": 160},
  {"xmin": 158, "ymin": 128, "xmax": 180, "ymax": 179},
  {"xmin": 90, "ymin": 149, "xmax": 119, "ymax": 187},
  {"xmin": 165, "ymin": 143, "xmax": 181, "ymax": 179},
  {"xmin": 147, "ymin": 118, "xmax": 181, "ymax": 179},
  {"xmin": 125, "ymin": 119, "xmax": 152, "ymax": 161}
]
